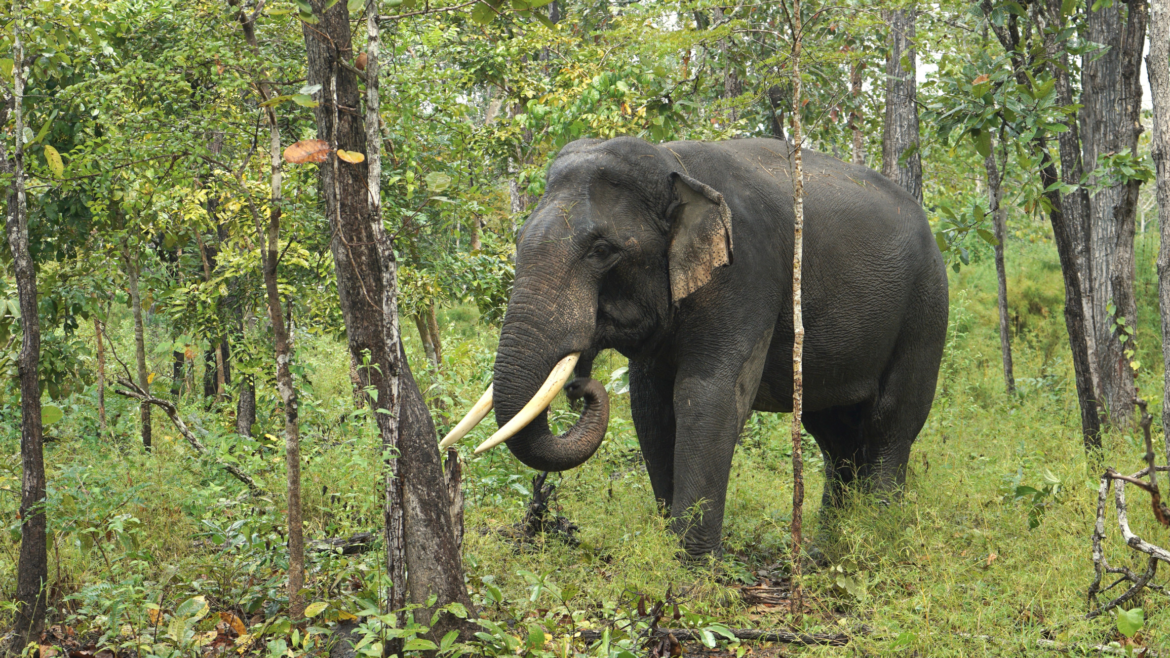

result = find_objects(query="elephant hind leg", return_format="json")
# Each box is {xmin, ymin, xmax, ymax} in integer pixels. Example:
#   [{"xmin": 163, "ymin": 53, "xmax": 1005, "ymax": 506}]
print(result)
[{"xmin": 802, "ymin": 402, "xmax": 871, "ymax": 509}]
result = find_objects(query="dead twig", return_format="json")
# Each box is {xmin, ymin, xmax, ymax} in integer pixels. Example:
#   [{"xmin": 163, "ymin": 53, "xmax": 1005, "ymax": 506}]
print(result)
[
  {"xmin": 112, "ymin": 378, "xmax": 264, "ymax": 495},
  {"xmin": 1087, "ymin": 398, "xmax": 1170, "ymax": 619}
]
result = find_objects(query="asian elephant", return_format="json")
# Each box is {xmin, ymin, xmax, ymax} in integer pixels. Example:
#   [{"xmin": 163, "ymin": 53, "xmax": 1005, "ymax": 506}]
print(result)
[{"xmin": 442, "ymin": 136, "xmax": 948, "ymax": 558}]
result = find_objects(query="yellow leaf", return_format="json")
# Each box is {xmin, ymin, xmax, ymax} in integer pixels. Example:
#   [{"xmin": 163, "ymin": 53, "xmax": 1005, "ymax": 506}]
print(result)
[
  {"xmin": 337, "ymin": 149, "xmax": 365, "ymax": 164},
  {"xmin": 44, "ymin": 145, "xmax": 64, "ymax": 178},
  {"xmin": 335, "ymin": 610, "xmax": 357, "ymax": 621},
  {"xmin": 147, "ymin": 605, "xmax": 162, "ymax": 625},
  {"xmin": 147, "ymin": 372, "xmax": 157, "ymax": 384},
  {"xmin": 304, "ymin": 601, "xmax": 328, "ymax": 618}
]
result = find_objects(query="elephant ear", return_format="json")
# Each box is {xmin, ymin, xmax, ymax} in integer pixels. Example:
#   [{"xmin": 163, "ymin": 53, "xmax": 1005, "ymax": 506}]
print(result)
[{"xmin": 667, "ymin": 172, "xmax": 734, "ymax": 303}]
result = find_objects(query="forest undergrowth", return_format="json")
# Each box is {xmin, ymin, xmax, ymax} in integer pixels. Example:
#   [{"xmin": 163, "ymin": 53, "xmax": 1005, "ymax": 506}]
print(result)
[{"xmin": 3, "ymin": 236, "xmax": 1170, "ymax": 656}]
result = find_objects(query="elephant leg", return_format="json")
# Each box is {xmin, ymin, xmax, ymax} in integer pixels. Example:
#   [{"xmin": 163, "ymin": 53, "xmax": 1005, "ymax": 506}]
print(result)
[
  {"xmin": 629, "ymin": 359, "xmax": 677, "ymax": 513},
  {"xmin": 670, "ymin": 329, "xmax": 773, "ymax": 558},
  {"xmin": 802, "ymin": 402, "xmax": 868, "ymax": 509}
]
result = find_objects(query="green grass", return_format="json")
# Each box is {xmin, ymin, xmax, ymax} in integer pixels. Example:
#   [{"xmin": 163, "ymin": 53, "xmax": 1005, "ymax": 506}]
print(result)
[{"xmin": 3, "ymin": 235, "xmax": 1169, "ymax": 655}]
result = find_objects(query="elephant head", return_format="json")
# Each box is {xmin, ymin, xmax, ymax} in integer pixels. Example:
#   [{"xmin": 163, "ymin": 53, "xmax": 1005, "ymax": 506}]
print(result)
[{"xmin": 440, "ymin": 137, "xmax": 732, "ymax": 471}]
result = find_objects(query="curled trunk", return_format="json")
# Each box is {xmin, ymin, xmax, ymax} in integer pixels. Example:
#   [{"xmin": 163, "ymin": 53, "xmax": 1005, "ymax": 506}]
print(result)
[{"xmin": 493, "ymin": 319, "xmax": 609, "ymax": 471}]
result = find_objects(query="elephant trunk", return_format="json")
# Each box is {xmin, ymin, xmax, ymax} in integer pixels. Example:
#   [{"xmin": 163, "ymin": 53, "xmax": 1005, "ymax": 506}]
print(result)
[{"xmin": 491, "ymin": 306, "xmax": 609, "ymax": 472}]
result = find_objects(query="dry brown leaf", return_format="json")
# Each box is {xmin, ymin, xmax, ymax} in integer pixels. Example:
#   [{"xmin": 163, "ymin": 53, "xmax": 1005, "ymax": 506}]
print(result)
[
  {"xmin": 337, "ymin": 149, "xmax": 365, "ymax": 164},
  {"xmin": 355, "ymin": 52, "xmax": 368, "ymax": 71},
  {"xmin": 40, "ymin": 646, "xmax": 59, "ymax": 658},
  {"xmin": 973, "ymin": 74, "xmax": 990, "ymax": 85},
  {"xmin": 283, "ymin": 139, "xmax": 330, "ymax": 164},
  {"xmin": 220, "ymin": 612, "xmax": 247, "ymax": 636}
]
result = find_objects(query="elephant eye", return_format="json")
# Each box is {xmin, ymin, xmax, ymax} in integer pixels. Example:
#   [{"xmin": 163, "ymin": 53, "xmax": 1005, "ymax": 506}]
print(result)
[{"xmin": 588, "ymin": 242, "xmax": 615, "ymax": 260}]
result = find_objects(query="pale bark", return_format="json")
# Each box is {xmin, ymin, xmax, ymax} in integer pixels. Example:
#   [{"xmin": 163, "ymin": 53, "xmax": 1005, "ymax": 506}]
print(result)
[
  {"xmin": 1081, "ymin": 0, "xmax": 1148, "ymax": 424},
  {"xmin": 985, "ymin": 148, "xmax": 1015, "ymax": 394},
  {"xmin": 881, "ymin": 8, "xmax": 922, "ymax": 203},
  {"xmin": 1148, "ymin": 0, "xmax": 1170, "ymax": 461},
  {"xmin": 232, "ymin": 0, "xmax": 303, "ymax": 617},
  {"xmin": 850, "ymin": 59, "xmax": 865, "ymax": 166},
  {"xmin": 789, "ymin": 0, "xmax": 805, "ymax": 621},
  {"xmin": 3, "ymin": 16, "xmax": 47, "ymax": 642},
  {"xmin": 364, "ymin": 1, "xmax": 408, "ymax": 631}
]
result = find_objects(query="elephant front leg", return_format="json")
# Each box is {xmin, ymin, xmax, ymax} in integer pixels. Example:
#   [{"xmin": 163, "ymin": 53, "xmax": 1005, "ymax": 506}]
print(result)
[
  {"xmin": 629, "ymin": 360, "xmax": 677, "ymax": 515},
  {"xmin": 669, "ymin": 376, "xmax": 749, "ymax": 559}
]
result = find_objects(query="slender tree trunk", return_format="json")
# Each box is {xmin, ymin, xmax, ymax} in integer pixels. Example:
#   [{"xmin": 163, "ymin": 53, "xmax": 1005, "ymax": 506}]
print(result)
[
  {"xmin": 171, "ymin": 350, "xmax": 184, "ymax": 398},
  {"xmin": 237, "ymin": 313, "xmax": 256, "ymax": 438},
  {"xmin": 1148, "ymin": 0, "xmax": 1170, "ymax": 463},
  {"xmin": 302, "ymin": 1, "xmax": 470, "ymax": 643},
  {"xmin": 427, "ymin": 304, "xmax": 442, "ymax": 367},
  {"xmin": 768, "ymin": 84, "xmax": 788, "ymax": 141},
  {"xmin": 95, "ymin": 318, "xmax": 108, "ymax": 433},
  {"xmin": 125, "ymin": 248, "xmax": 152, "ymax": 450},
  {"xmin": 415, "ymin": 314, "xmax": 437, "ymax": 368},
  {"xmin": 1080, "ymin": 0, "xmax": 1148, "ymax": 424},
  {"xmin": 850, "ymin": 59, "xmax": 865, "ymax": 166},
  {"xmin": 3, "ymin": 20, "xmax": 47, "ymax": 643},
  {"xmin": 984, "ymin": 0, "xmax": 1103, "ymax": 449},
  {"xmin": 361, "ymin": 5, "xmax": 407, "ymax": 635},
  {"xmin": 985, "ymin": 147, "xmax": 1015, "ymax": 394},
  {"xmin": 231, "ymin": 1, "xmax": 303, "ymax": 617},
  {"xmin": 881, "ymin": 8, "xmax": 922, "ymax": 203},
  {"xmin": 788, "ymin": 0, "xmax": 805, "ymax": 621}
]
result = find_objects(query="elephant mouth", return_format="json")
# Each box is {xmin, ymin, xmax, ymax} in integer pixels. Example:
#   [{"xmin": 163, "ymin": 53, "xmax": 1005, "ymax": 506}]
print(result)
[{"xmin": 439, "ymin": 352, "xmax": 582, "ymax": 452}]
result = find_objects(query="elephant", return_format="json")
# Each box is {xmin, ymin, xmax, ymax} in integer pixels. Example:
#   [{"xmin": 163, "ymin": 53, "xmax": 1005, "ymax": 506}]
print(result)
[{"xmin": 441, "ymin": 136, "xmax": 949, "ymax": 558}]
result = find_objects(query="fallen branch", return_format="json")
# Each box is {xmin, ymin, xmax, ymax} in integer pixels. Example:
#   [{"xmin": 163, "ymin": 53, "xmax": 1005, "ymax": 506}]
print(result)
[
  {"xmin": 1087, "ymin": 399, "xmax": 1170, "ymax": 619},
  {"xmin": 574, "ymin": 627, "xmax": 852, "ymax": 647},
  {"xmin": 113, "ymin": 378, "xmax": 264, "ymax": 495},
  {"xmin": 308, "ymin": 532, "xmax": 376, "ymax": 555}
]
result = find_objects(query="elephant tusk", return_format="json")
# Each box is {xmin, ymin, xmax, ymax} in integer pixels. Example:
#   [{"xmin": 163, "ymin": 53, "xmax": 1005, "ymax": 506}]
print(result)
[
  {"xmin": 474, "ymin": 353, "xmax": 580, "ymax": 455},
  {"xmin": 438, "ymin": 385, "xmax": 494, "ymax": 449}
]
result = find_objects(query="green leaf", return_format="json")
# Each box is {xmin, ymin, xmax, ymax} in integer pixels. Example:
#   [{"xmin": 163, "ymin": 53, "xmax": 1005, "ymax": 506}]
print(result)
[
  {"xmin": 0, "ymin": 59, "xmax": 13, "ymax": 80},
  {"xmin": 425, "ymin": 172, "xmax": 452, "ymax": 192},
  {"xmin": 699, "ymin": 629, "xmax": 716, "ymax": 648},
  {"xmin": 43, "ymin": 145, "xmax": 64, "ymax": 179},
  {"xmin": 934, "ymin": 232, "xmax": 949, "ymax": 253},
  {"xmin": 973, "ymin": 129, "xmax": 992, "ymax": 158},
  {"xmin": 292, "ymin": 94, "xmax": 320, "ymax": 108},
  {"xmin": 977, "ymin": 228, "xmax": 999, "ymax": 246},
  {"xmin": 304, "ymin": 601, "xmax": 328, "ymax": 618},
  {"xmin": 33, "ymin": 110, "xmax": 58, "ymax": 144},
  {"xmin": 349, "ymin": 0, "xmax": 365, "ymax": 11},
  {"xmin": 175, "ymin": 596, "xmax": 209, "ymax": 621},
  {"xmin": 403, "ymin": 639, "xmax": 437, "ymax": 651},
  {"xmin": 41, "ymin": 404, "xmax": 64, "ymax": 426},
  {"xmin": 1116, "ymin": 607, "xmax": 1144, "ymax": 638},
  {"xmin": 471, "ymin": 1, "xmax": 495, "ymax": 24},
  {"xmin": 532, "ymin": 10, "xmax": 556, "ymax": 28}
]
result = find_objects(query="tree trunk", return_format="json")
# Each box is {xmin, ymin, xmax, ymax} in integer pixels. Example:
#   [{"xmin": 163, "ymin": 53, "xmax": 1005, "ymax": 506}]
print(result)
[
  {"xmin": 985, "ymin": 148, "xmax": 1015, "ymax": 394},
  {"xmin": 96, "ymin": 319, "xmax": 108, "ymax": 433},
  {"xmin": 171, "ymin": 350, "xmax": 184, "ymax": 398},
  {"xmin": 881, "ymin": 8, "xmax": 922, "ymax": 203},
  {"xmin": 1148, "ymin": 0, "xmax": 1170, "ymax": 463},
  {"xmin": 1039, "ymin": 0, "xmax": 1103, "ymax": 447},
  {"xmin": 415, "ymin": 313, "xmax": 438, "ymax": 368},
  {"xmin": 237, "ymin": 307, "xmax": 257, "ymax": 438},
  {"xmin": 768, "ymin": 84, "xmax": 787, "ymax": 141},
  {"xmin": 3, "ymin": 21, "xmax": 48, "ymax": 643},
  {"xmin": 125, "ymin": 247, "xmax": 152, "ymax": 450},
  {"xmin": 301, "ymin": 0, "xmax": 471, "ymax": 641},
  {"xmin": 232, "ymin": 0, "xmax": 304, "ymax": 618},
  {"xmin": 850, "ymin": 59, "xmax": 865, "ymax": 166},
  {"xmin": 983, "ymin": 0, "xmax": 1103, "ymax": 449},
  {"xmin": 1080, "ymin": 0, "xmax": 1148, "ymax": 425},
  {"xmin": 788, "ymin": 0, "xmax": 805, "ymax": 621}
]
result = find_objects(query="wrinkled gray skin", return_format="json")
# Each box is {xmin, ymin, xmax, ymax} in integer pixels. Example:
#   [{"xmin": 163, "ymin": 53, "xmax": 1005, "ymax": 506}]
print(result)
[{"xmin": 493, "ymin": 137, "xmax": 948, "ymax": 558}]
